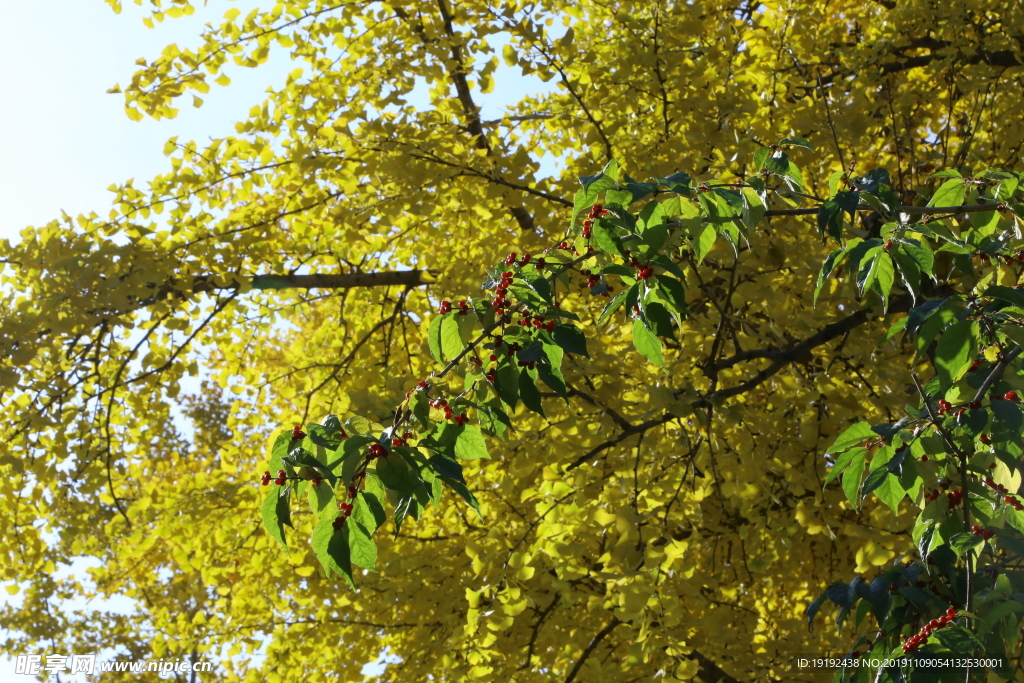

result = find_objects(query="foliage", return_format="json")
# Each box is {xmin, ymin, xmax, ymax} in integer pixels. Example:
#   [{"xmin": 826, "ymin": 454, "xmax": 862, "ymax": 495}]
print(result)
[{"xmin": 3, "ymin": 1, "xmax": 1024, "ymax": 682}]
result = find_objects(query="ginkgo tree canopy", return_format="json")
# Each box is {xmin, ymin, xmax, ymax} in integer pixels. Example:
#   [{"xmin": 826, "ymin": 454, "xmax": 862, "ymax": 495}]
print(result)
[{"xmin": 2, "ymin": 0, "xmax": 1024, "ymax": 681}]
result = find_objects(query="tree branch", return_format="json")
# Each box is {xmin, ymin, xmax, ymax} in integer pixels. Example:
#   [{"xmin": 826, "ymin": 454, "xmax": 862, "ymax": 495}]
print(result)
[
  {"xmin": 563, "ymin": 616, "xmax": 622, "ymax": 683},
  {"xmin": 684, "ymin": 649, "xmax": 743, "ymax": 683}
]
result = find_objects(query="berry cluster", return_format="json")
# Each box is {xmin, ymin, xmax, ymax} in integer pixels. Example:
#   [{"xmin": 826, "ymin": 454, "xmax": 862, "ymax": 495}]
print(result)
[
  {"xmin": 519, "ymin": 313, "xmax": 556, "ymax": 332},
  {"xmin": 926, "ymin": 485, "xmax": 964, "ymax": 506},
  {"xmin": 902, "ymin": 608, "xmax": 958, "ymax": 653},
  {"xmin": 429, "ymin": 398, "xmax": 467, "ymax": 424},
  {"xmin": 970, "ymin": 524, "xmax": 995, "ymax": 540},
  {"xmin": 333, "ymin": 471, "xmax": 367, "ymax": 531},
  {"xmin": 983, "ymin": 476, "xmax": 1021, "ymax": 510},
  {"xmin": 936, "ymin": 399, "xmax": 953, "ymax": 416},
  {"xmin": 260, "ymin": 469, "xmax": 287, "ymax": 486},
  {"xmin": 581, "ymin": 203, "xmax": 610, "ymax": 240},
  {"xmin": 391, "ymin": 431, "xmax": 414, "ymax": 447},
  {"xmin": 366, "ymin": 443, "xmax": 388, "ymax": 460},
  {"xmin": 291, "ymin": 425, "xmax": 306, "ymax": 440},
  {"xmin": 438, "ymin": 299, "xmax": 472, "ymax": 316},
  {"xmin": 491, "ymin": 271, "xmax": 513, "ymax": 314}
]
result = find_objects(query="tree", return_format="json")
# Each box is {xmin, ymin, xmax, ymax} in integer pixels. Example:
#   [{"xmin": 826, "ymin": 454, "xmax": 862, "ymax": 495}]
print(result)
[{"xmin": 2, "ymin": 0, "xmax": 1024, "ymax": 681}]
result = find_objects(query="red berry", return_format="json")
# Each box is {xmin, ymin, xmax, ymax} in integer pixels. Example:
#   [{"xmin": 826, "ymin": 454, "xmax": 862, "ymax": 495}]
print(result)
[
  {"xmin": 889, "ymin": 583, "xmax": 898, "ymax": 591},
  {"xmin": 1006, "ymin": 496, "xmax": 1015, "ymax": 504},
  {"xmin": 312, "ymin": 478, "xmax": 322, "ymax": 487},
  {"xmin": 592, "ymin": 203, "xmax": 603, "ymax": 213},
  {"xmin": 969, "ymin": 359, "xmax": 983, "ymax": 372},
  {"xmin": 505, "ymin": 252, "xmax": 517, "ymax": 265},
  {"xmin": 970, "ymin": 400, "xmax": 982, "ymax": 410},
  {"xmin": 1005, "ymin": 391, "xmax": 1019, "ymax": 402},
  {"xmin": 392, "ymin": 438, "xmax": 403, "ymax": 446},
  {"xmin": 980, "ymin": 433, "xmax": 992, "ymax": 445},
  {"xmin": 418, "ymin": 380, "xmax": 427, "ymax": 388},
  {"xmin": 583, "ymin": 220, "xmax": 593, "ymax": 229}
]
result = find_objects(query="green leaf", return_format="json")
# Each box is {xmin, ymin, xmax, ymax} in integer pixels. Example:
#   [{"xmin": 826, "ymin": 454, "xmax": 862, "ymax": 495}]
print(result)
[
  {"xmin": 826, "ymin": 422, "xmax": 875, "ymax": 455},
  {"xmin": 876, "ymin": 316, "xmax": 907, "ymax": 349},
  {"xmin": 553, "ymin": 324, "xmax": 589, "ymax": 358},
  {"xmin": 519, "ymin": 366, "xmax": 545, "ymax": 417},
  {"xmin": 312, "ymin": 517, "xmax": 353, "ymax": 586},
  {"xmin": 572, "ymin": 159, "xmax": 620, "ymax": 225},
  {"xmin": 933, "ymin": 624, "xmax": 984, "ymax": 656},
  {"xmin": 441, "ymin": 314, "xmax": 463, "ymax": 362},
  {"xmin": 592, "ymin": 216, "xmax": 628, "ymax": 258},
  {"xmin": 691, "ymin": 223, "xmax": 716, "ymax": 264},
  {"xmin": 870, "ymin": 252, "xmax": 895, "ymax": 312},
  {"xmin": 268, "ymin": 432, "xmax": 291, "ymax": 472},
  {"xmin": 522, "ymin": 274, "xmax": 552, "ymax": 305},
  {"xmin": 841, "ymin": 451, "xmax": 868, "ymax": 508},
  {"xmin": 752, "ymin": 146, "xmax": 771, "ymax": 172},
  {"xmin": 375, "ymin": 451, "xmax": 418, "ymax": 493},
  {"xmin": 654, "ymin": 275, "xmax": 688, "ymax": 319},
  {"xmin": 935, "ymin": 319, "xmax": 979, "ymax": 389},
  {"xmin": 494, "ymin": 360, "xmax": 519, "ymax": 412},
  {"xmin": 597, "ymin": 286, "xmax": 631, "ymax": 326},
  {"xmin": 985, "ymin": 285, "xmax": 1024, "ymax": 308},
  {"xmin": 814, "ymin": 246, "xmax": 848, "ymax": 305},
  {"xmin": 352, "ymin": 490, "xmax": 386, "ymax": 533},
  {"xmin": 347, "ymin": 518, "xmax": 377, "ymax": 571},
  {"xmin": 948, "ymin": 532, "xmax": 984, "ymax": 558},
  {"xmin": 740, "ymin": 186, "xmax": 765, "ymax": 232},
  {"xmin": 643, "ymin": 301, "xmax": 676, "ymax": 340},
  {"xmin": 428, "ymin": 314, "xmax": 444, "ymax": 364},
  {"xmin": 307, "ymin": 424, "xmax": 343, "ymax": 451},
  {"xmin": 929, "ymin": 169, "xmax": 963, "ymax": 180},
  {"xmin": 308, "ymin": 480, "xmax": 335, "ymax": 517},
  {"xmin": 651, "ymin": 171, "xmax": 693, "ymax": 197},
  {"xmin": 827, "ymin": 171, "xmax": 844, "ymax": 199},
  {"xmin": 261, "ymin": 485, "xmax": 292, "ymax": 553},
  {"xmin": 454, "ymin": 424, "xmax": 490, "ymax": 460},
  {"xmin": 860, "ymin": 466, "xmax": 891, "ymax": 501},
  {"xmin": 537, "ymin": 342, "xmax": 568, "ymax": 398},
  {"xmin": 632, "ymin": 318, "xmax": 664, "ymax": 367},
  {"xmin": 874, "ymin": 471, "xmax": 906, "ymax": 515},
  {"xmin": 779, "ymin": 137, "xmax": 814, "ymax": 151},
  {"xmin": 825, "ymin": 447, "xmax": 867, "ymax": 485},
  {"xmin": 929, "ymin": 178, "xmax": 966, "ymax": 208}
]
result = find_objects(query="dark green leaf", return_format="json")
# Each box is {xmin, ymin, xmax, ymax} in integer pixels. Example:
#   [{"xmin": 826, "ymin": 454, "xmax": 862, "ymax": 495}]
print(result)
[
  {"xmin": 261, "ymin": 485, "xmax": 292, "ymax": 553},
  {"xmin": 553, "ymin": 324, "xmax": 589, "ymax": 358},
  {"xmin": 519, "ymin": 367, "xmax": 545, "ymax": 417},
  {"xmin": 985, "ymin": 285, "xmax": 1024, "ymax": 308},
  {"xmin": 933, "ymin": 625, "xmax": 983, "ymax": 656},
  {"xmin": 494, "ymin": 360, "xmax": 519, "ymax": 412},
  {"xmin": 537, "ymin": 342, "xmax": 568, "ymax": 398},
  {"xmin": 651, "ymin": 171, "xmax": 692, "ymax": 197},
  {"xmin": 312, "ymin": 517, "xmax": 353, "ymax": 586},
  {"xmin": 948, "ymin": 532, "xmax": 984, "ymax": 558},
  {"xmin": 597, "ymin": 287, "xmax": 630, "ymax": 326},
  {"xmin": 860, "ymin": 467, "xmax": 891, "ymax": 501}
]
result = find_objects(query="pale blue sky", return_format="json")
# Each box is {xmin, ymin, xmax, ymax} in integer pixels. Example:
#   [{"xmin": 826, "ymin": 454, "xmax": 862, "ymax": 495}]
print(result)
[{"xmin": 1, "ymin": 1, "xmax": 561, "ymax": 679}]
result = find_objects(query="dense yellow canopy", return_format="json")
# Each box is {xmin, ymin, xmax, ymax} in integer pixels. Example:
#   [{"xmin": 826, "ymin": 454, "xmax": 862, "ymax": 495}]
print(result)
[{"xmin": 2, "ymin": 0, "xmax": 1023, "ymax": 680}]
